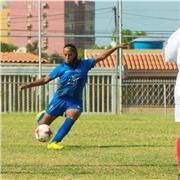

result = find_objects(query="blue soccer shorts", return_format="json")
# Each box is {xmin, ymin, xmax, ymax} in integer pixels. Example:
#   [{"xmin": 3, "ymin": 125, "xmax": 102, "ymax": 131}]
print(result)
[{"xmin": 45, "ymin": 96, "xmax": 82, "ymax": 117}]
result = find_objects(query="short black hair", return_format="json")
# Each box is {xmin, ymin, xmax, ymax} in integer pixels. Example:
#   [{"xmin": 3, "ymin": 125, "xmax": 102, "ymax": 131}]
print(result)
[{"xmin": 64, "ymin": 44, "xmax": 77, "ymax": 54}]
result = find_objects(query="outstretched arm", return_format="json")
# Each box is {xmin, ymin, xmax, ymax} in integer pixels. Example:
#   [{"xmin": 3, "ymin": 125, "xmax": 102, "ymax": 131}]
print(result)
[
  {"xmin": 94, "ymin": 43, "xmax": 128, "ymax": 65},
  {"xmin": 164, "ymin": 28, "xmax": 180, "ymax": 63},
  {"xmin": 20, "ymin": 75, "xmax": 51, "ymax": 90}
]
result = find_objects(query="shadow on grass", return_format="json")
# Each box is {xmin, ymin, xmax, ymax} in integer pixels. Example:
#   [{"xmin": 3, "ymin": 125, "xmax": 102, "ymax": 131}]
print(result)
[
  {"xmin": 2, "ymin": 163, "xmax": 177, "ymax": 176},
  {"xmin": 64, "ymin": 144, "xmax": 174, "ymax": 149}
]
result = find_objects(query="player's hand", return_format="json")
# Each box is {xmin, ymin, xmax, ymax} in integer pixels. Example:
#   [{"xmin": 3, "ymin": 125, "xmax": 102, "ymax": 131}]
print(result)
[
  {"xmin": 19, "ymin": 84, "xmax": 27, "ymax": 91},
  {"xmin": 117, "ymin": 43, "xmax": 129, "ymax": 49}
]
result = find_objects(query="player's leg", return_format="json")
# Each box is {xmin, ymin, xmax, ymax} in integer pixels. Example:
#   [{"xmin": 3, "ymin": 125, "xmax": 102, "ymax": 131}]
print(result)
[
  {"xmin": 174, "ymin": 81, "xmax": 180, "ymax": 178},
  {"xmin": 177, "ymin": 132, "xmax": 180, "ymax": 178},
  {"xmin": 35, "ymin": 110, "xmax": 46, "ymax": 124},
  {"xmin": 51, "ymin": 109, "xmax": 80, "ymax": 142},
  {"xmin": 39, "ymin": 113, "xmax": 57, "ymax": 125},
  {"xmin": 176, "ymin": 104, "xmax": 180, "ymax": 178},
  {"xmin": 47, "ymin": 97, "xmax": 82, "ymax": 149},
  {"xmin": 47, "ymin": 109, "xmax": 81, "ymax": 149},
  {"xmin": 176, "ymin": 125, "xmax": 180, "ymax": 180},
  {"xmin": 38, "ymin": 97, "xmax": 65, "ymax": 125}
]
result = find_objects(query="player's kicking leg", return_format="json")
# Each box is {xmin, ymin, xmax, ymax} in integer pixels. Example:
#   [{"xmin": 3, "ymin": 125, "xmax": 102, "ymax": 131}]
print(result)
[
  {"xmin": 47, "ymin": 109, "xmax": 81, "ymax": 150},
  {"xmin": 177, "ymin": 136, "xmax": 180, "ymax": 179},
  {"xmin": 47, "ymin": 117, "xmax": 75, "ymax": 150},
  {"xmin": 36, "ymin": 110, "xmax": 64, "ymax": 149}
]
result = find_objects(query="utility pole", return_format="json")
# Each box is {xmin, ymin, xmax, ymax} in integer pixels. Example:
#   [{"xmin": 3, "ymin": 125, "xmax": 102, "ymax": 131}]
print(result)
[
  {"xmin": 113, "ymin": 6, "xmax": 118, "ymax": 114},
  {"xmin": 113, "ymin": 7, "xmax": 117, "ymax": 37},
  {"xmin": 38, "ymin": 0, "xmax": 42, "ymax": 80},
  {"xmin": 118, "ymin": 0, "xmax": 123, "ymax": 114},
  {"xmin": 38, "ymin": 0, "xmax": 42, "ymax": 111},
  {"xmin": 113, "ymin": 0, "xmax": 122, "ymax": 114}
]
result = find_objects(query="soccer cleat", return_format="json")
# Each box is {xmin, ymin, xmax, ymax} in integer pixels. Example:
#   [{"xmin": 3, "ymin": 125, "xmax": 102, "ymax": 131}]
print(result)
[{"xmin": 47, "ymin": 142, "xmax": 64, "ymax": 150}]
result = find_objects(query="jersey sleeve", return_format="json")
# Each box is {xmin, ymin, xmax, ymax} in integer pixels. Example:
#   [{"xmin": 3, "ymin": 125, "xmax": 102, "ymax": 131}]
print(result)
[
  {"xmin": 83, "ymin": 58, "xmax": 96, "ymax": 71},
  {"xmin": 164, "ymin": 28, "xmax": 180, "ymax": 63},
  {"xmin": 48, "ymin": 65, "xmax": 62, "ymax": 80}
]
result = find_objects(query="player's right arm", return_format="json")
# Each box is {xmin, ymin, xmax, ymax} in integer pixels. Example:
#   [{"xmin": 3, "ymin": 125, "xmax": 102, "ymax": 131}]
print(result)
[
  {"xmin": 20, "ymin": 75, "xmax": 51, "ymax": 90},
  {"xmin": 164, "ymin": 28, "xmax": 180, "ymax": 63},
  {"xmin": 94, "ymin": 43, "xmax": 128, "ymax": 65}
]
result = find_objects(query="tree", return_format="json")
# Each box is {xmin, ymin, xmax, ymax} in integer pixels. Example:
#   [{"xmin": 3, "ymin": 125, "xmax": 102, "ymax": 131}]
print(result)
[
  {"xmin": 122, "ymin": 29, "xmax": 133, "ymax": 44},
  {"xmin": 26, "ymin": 41, "xmax": 38, "ymax": 54},
  {"xmin": 122, "ymin": 29, "xmax": 147, "ymax": 48},
  {"xmin": 41, "ymin": 52, "xmax": 49, "ymax": 60},
  {"xmin": 1, "ymin": 42, "xmax": 18, "ymax": 52},
  {"xmin": 88, "ymin": 44, "xmax": 106, "ymax": 49},
  {"xmin": 87, "ymin": 29, "xmax": 147, "ymax": 50},
  {"xmin": 49, "ymin": 53, "xmax": 63, "ymax": 64},
  {"xmin": 78, "ymin": 48, "xmax": 84, "ymax": 59},
  {"xmin": 26, "ymin": 41, "xmax": 48, "ymax": 60}
]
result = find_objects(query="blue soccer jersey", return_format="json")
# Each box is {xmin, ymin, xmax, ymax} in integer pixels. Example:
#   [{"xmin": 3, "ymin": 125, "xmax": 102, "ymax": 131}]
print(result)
[{"xmin": 48, "ymin": 58, "xmax": 95, "ymax": 100}]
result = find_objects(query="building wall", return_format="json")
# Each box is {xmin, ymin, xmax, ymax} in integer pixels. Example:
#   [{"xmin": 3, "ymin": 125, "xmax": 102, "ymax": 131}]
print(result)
[
  {"xmin": 9, "ymin": 1, "xmax": 65, "ymax": 54},
  {"xmin": 45, "ymin": 1, "xmax": 65, "ymax": 55},
  {"xmin": 9, "ymin": 1, "xmax": 29, "ymax": 47},
  {"xmin": 0, "ymin": 8, "xmax": 10, "ymax": 44},
  {"xmin": 8, "ymin": 0, "xmax": 95, "ymax": 55}
]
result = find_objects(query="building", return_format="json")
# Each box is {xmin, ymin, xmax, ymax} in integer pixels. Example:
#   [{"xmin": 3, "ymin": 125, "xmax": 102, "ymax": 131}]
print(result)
[
  {"xmin": 0, "ymin": 4, "xmax": 10, "ymax": 44},
  {"xmin": 85, "ymin": 49, "xmax": 177, "ymax": 79},
  {"xmin": 8, "ymin": 1, "xmax": 95, "ymax": 55},
  {"xmin": 0, "ymin": 52, "xmax": 48, "ymax": 63}
]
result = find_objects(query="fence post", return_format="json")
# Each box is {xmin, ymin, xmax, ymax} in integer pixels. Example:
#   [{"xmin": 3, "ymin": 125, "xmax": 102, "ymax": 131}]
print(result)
[
  {"xmin": 163, "ymin": 83, "xmax": 167, "ymax": 116},
  {"xmin": 112, "ymin": 75, "xmax": 117, "ymax": 114}
]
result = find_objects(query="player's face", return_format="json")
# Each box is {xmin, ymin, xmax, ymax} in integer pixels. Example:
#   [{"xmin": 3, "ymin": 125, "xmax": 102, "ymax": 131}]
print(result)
[{"xmin": 63, "ymin": 48, "xmax": 76, "ymax": 65}]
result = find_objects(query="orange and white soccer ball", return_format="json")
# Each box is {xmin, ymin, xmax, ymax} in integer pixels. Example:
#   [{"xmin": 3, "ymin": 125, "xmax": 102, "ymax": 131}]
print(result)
[{"xmin": 35, "ymin": 124, "xmax": 53, "ymax": 142}]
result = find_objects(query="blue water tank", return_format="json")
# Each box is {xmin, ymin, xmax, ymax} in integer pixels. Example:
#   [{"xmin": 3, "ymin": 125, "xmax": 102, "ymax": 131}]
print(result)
[{"xmin": 132, "ymin": 38, "xmax": 165, "ymax": 49}]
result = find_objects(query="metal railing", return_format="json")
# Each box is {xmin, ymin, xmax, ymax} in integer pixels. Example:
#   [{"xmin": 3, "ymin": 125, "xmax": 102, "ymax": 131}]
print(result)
[{"xmin": 0, "ymin": 73, "xmax": 175, "ymax": 114}]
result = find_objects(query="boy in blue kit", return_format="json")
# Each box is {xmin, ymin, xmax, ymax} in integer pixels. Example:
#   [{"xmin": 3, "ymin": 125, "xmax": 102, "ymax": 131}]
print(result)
[{"xmin": 20, "ymin": 43, "xmax": 127, "ymax": 149}]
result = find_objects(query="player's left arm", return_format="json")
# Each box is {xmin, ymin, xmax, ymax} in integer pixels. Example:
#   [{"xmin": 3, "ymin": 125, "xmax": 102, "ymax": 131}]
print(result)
[
  {"xmin": 94, "ymin": 43, "xmax": 128, "ymax": 65},
  {"xmin": 20, "ymin": 75, "xmax": 51, "ymax": 90}
]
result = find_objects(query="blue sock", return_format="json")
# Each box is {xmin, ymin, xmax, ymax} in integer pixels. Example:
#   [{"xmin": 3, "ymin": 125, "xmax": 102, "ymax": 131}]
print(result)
[{"xmin": 51, "ymin": 118, "xmax": 74, "ymax": 143}]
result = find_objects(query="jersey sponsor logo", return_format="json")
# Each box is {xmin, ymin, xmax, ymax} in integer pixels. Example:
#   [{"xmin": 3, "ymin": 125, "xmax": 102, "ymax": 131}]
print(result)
[
  {"xmin": 75, "ymin": 68, "xmax": 81, "ymax": 72},
  {"xmin": 67, "ymin": 77, "xmax": 81, "ymax": 86}
]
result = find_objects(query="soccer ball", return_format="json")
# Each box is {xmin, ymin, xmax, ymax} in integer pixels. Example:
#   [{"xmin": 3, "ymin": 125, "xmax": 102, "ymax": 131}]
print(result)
[{"xmin": 35, "ymin": 124, "xmax": 53, "ymax": 142}]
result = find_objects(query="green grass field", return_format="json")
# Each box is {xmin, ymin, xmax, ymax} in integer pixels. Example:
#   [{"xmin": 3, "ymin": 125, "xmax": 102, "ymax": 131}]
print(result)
[{"xmin": 1, "ymin": 113, "xmax": 179, "ymax": 180}]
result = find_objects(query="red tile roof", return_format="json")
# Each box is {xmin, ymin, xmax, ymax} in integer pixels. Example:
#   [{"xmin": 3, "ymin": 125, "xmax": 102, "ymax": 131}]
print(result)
[
  {"xmin": 1, "ymin": 50, "xmax": 177, "ymax": 71},
  {"xmin": 86, "ymin": 50, "xmax": 177, "ymax": 70},
  {"xmin": 0, "ymin": 52, "xmax": 48, "ymax": 63}
]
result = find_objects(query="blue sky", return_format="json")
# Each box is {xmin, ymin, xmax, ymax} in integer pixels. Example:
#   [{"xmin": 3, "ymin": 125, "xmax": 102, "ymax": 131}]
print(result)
[{"xmin": 95, "ymin": 0, "xmax": 180, "ymax": 45}]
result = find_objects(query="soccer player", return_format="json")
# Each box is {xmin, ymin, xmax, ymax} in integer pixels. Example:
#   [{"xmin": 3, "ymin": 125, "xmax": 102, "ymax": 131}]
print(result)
[
  {"xmin": 164, "ymin": 28, "xmax": 180, "ymax": 178},
  {"xmin": 20, "ymin": 43, "xmax": 128, "ymax": 150}
]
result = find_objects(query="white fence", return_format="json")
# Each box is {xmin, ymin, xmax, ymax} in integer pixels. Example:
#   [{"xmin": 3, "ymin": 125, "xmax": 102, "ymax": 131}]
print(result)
[
  {"xmin": 0, "ymin": 65, "xmax": 118, "ymax": 113},
  {"xmin": 0, "ymin": 65, "xmax": 175, "ymax": 114}
]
